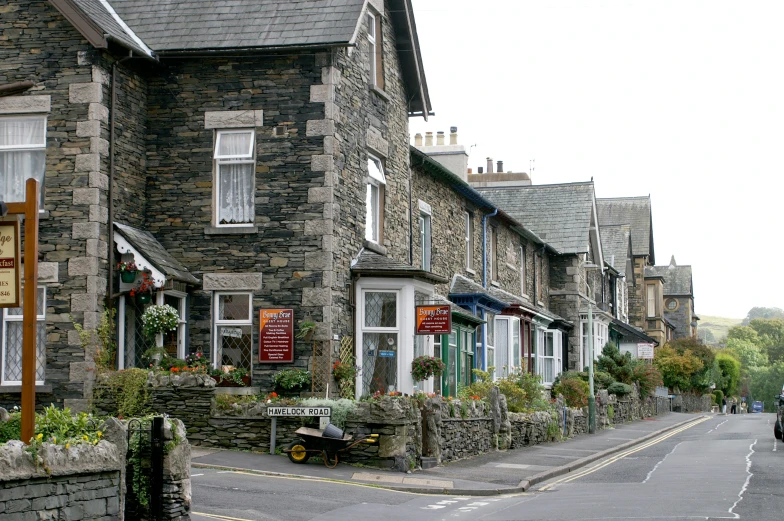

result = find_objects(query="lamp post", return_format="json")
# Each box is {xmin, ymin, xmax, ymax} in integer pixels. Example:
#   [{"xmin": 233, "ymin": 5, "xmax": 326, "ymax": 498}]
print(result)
[{"xmin": 587, "ymin": 301, "xmax": 596, "ymax": 434}]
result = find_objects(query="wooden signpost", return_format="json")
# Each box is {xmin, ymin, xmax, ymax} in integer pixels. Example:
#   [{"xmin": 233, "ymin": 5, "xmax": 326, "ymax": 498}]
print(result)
[{"xmin": 2, "ymin": 179, "xmax": 40, "ymax": 443}]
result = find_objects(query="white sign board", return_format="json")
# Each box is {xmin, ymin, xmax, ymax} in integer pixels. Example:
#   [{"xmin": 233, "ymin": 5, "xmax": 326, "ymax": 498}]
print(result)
[
  {"xmin": 0, "ymin": 221, "xmax": 21, "ymax": 308},
  {"xmin": 637, "ymin": 343, "xmax": 655, "ymax": 360},
  {"xmin": 266, "ymin": 407, "xmax": 331, "ymax": 417}
]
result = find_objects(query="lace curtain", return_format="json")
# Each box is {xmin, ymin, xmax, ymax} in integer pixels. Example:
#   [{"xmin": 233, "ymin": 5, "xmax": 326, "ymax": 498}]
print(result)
[
  {"xmin": 0, "ymin": 117, "xmax": 46, "ymax": 205},
  {"xmin": 216, "ymin": 131, "xmax": 254, "ymax": 225}
]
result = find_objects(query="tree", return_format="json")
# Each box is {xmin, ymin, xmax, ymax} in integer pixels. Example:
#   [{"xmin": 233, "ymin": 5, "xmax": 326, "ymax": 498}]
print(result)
[
  {"xmin": 725, "ymin": 338, "xmax": 768, "ymax": 375},
  {"xmin": 749, "ymin": 318, "xmax": 784, "ymax": 364},
  {"xmin": 715, "ymin": 352, "xmax": 740, "ymax": 397},
  {"xmin": 668, "ymin": 337, "xmax": 715, "ymax": 393},
  {"xmin": 748, "ymin": 362, "xmax": 784, "ymax": 412},
  {"xmin": 727, "ymin": 326, "xmax": 760, "ymax": 345},
  {"xmin": 654, "ymin": 345, "xmax": 704, "ymax": 393},
  {"xmin": 742, "ymin": 307, "xmax": 784, "ymax": 326},
  {"xmin": 596, "ymin": 343, "xmax": 634, "ymax": 384}
]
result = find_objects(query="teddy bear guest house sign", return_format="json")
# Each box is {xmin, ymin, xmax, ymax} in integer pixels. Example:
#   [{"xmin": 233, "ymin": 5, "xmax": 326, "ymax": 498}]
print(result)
[{"xmin": 0, "ymin": 221, "xmax": 21, "ymax": 308}]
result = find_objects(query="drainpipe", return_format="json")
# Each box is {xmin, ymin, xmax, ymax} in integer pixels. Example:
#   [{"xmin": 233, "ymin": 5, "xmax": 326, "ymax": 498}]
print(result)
[{"xmin": 481, "ymin": 208, "xmax": 498, "ymax": 288}]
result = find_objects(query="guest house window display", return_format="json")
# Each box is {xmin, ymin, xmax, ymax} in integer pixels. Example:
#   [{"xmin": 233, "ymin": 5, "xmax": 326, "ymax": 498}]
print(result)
[{"xmin": 361, "ymin": 290, "xmax": 398, "ymax": 394}]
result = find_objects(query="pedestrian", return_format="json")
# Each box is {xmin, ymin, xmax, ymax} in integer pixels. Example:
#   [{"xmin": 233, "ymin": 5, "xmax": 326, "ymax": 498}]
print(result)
[
  {"xmin": 722, "ymin": 396, "xmax": 727, "ymax": 414},
  {"xmin": 731, "ymin": 400, "xmax": 737, "ymax": 414}
]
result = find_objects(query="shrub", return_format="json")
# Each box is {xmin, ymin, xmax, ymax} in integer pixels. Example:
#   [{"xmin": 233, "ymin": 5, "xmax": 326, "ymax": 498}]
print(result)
[
  {"xmin": 632, "ymin": 363, "xmax": 663, "ymax": 397},
  {"xmin": 459, "ymin": 368, "xmax": 530, "ymax": 413},
  {"xmin": 654, "ymin": 345, "xmax": 704, "ymax": 392},
  {"xmin": 553, "ymin": 376, "xmax": 589, "ymax": 408},
  {"xmin": 299, "ymin": 398, "xmax": 356, "ymax": 428},
  {"xmin": 607, "ymin": 382, "xmax": 633, "ymax": 396},
  {"xmin": 716, "ymin": 352, "xmax": 741, "ymax": 397},
  {"xmin": 0, "ymin": 409, "xmax": 21, "ymax": 444},
  {"xmin": 94, "ymin": 368, "xmax": 152, "ymax": 418},
  {"xmin": 596, "ymin": 343, "xmax": 635, "ymax": 384},
  {"xmin": 713, "ymin": 389, "xmax": 724, "ymax": 407},
  {"xmin": 272, "ymin": 368, "xmax": 310, "ymax": 390}
]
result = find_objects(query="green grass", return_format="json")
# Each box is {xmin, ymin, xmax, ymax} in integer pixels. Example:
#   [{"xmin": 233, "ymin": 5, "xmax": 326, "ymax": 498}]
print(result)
[{"xmin": 698, "ymin": 315, "xmax": 742, "ymax": 345}]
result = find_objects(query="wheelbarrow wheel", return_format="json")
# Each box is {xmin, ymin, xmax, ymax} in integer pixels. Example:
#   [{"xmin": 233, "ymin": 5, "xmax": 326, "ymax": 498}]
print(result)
[{"xmin": 287, "ymin": 440, "xmax": 310, "ymax": 464}]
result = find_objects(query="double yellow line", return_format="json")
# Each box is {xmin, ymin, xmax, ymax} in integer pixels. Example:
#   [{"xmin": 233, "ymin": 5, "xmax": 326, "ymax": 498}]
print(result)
[{"xmin": 539, "ymin": 416, "xmax": 710, "ymax": 491}]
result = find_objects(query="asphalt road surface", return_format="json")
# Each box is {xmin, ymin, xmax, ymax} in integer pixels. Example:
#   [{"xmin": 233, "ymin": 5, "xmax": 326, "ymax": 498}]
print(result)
[{"xmin": 191, "ymin": 413, "xmax": 783, "ymax": 521}]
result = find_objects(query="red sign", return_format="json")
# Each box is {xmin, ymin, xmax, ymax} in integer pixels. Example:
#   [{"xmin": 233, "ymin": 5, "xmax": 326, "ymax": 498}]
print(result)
[
  {"xmin": 415, "ymin": 305, "xmax": 452, "ymax": 335},
  {"xmin": 259, "ymin": 309, "xmax": 294, "ymax": 363}
]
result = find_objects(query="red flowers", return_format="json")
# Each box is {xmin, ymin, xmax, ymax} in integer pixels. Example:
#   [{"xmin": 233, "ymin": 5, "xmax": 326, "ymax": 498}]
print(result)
[{"xmin": 130, "ymin": 272, "xmax": 155, "ymax": 297}]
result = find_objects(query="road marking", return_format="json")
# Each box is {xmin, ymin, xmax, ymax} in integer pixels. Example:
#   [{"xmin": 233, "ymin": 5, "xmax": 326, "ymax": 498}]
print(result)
[
  {"xmin": 539, "ymin": 417, "xmax": 710, "ymax": 491},
  {"xmin": 191, "ymin": 473, "xmax": 204, "ymax": 477},
  {"xmin": 217, "ymin": 470, "xmax": 421, "ymax": 495},
  {"xmin": 728, "ymin": 439, "xmax": 757, "ymax": 519},
  {"xmin": 642, "ymin": 441, "xmax": 682, "ymax": 483},
  {"xmin": 532, "ymin": 446, "xmax": 596, "ymax": 452},
  {"xmin": 192, "ymin": 513, "xmax": 255, "ymax": 521},
  {"xmin": 495, "ymin": 463, "xmax": 553, "ymax": 470}
]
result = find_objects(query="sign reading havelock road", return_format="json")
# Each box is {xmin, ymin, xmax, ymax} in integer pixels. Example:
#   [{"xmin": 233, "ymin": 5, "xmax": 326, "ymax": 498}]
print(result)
[
  {"xmin": 259, "ymin": 308, "xmax": 294, "ymax": 363},
  {"xmin": 415, "ymin": 305, "xmax": 452, "ymax": 335},
  {"xmin": 0, "ymin": 221, "xmax": 21, "ymax": 308}
]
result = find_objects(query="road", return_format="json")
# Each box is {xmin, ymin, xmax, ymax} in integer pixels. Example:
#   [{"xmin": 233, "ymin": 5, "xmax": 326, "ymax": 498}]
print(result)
[{"xmin": 191, "ymin": 413, "xmax": 783, "ymax": 521}]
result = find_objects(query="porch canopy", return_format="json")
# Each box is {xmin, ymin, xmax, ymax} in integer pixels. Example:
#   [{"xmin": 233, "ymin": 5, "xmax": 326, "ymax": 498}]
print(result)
[{"xmin": 114, "ymin": 222, "xmax": 199, "ymax": 289}]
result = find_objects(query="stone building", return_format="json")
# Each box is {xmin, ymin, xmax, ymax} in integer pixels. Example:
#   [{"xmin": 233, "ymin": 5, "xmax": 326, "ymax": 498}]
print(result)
[
  {"xmin": 649, "ymin": 256, "xmax": 698, "ymax": 340},
  {"xmin": 0, "ymin": 0, "xmax": 432, "ymax": 407}
]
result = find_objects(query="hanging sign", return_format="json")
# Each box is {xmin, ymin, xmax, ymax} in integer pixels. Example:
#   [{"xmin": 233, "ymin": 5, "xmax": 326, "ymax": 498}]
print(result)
[
  {"xmin": 259, "ymin": 308, "xmax": 294, "ymax": 363},
  {"xmin": 0, "ymin": 221, "xmax": 21, "ymax": 308},
  {"xmin": 415, "ymin": 305, "xmax": 452, "ymax": 335},
  {"xmin": 637, "ymin": 343, "xmax": 655, "ymax": 360}
]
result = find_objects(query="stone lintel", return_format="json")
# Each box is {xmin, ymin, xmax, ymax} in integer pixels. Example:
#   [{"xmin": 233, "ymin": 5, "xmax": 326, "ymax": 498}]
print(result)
[
  {"xmin": 366, "ymin": 126, "xmax": 388, "ymax": 158},
  {"xmin": 202, "ymin": 273, "xmax": 262, "ymax": 291},
  {"xmin": 0, "ymin": 95, "xmax": 51, "ymax": 114},
  {"xmin": 204, "ymin": 110, "xmax": 263, "ymax": 129}
]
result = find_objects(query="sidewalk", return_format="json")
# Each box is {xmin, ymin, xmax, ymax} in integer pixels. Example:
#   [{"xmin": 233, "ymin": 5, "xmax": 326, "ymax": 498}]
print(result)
[{"xmin": 191, "ymin": 411, "xmax": 707, "ymax": 495}]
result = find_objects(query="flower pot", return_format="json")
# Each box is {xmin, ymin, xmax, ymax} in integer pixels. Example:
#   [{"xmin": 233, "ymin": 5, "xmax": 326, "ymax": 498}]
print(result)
[
  {"xmin": 120, "ymin": 270, "xmax": 137, "ymax": 283},
  {"xmin": 136, "ymin": 292, "xmax": 152, "ymax": 305}
]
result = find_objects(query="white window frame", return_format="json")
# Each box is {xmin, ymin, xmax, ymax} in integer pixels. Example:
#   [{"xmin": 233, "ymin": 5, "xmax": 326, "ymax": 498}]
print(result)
[
  {"xmin": 163, "ymin": 290, "xmax": 187, "ymax": 359},
  {"xmin": 0, "ymin": 115, "xmax": 47, "ymax": 210},
  {"xmin": 537, "ymin": 328, "xmax": 562, "ymax": 387},
  {"xmin": 214, "ymin": 129, "xmax": 256, "ymax": 227},
  {"xmin": 360, "ymin": 289, "xmax": 400, "ymax": 393},
  {"xmin": 366, "ymin": 11, "xmax": 378, "ymax": 87},
  {"xmin": 419, "ymin": 212, "xmax": 431, "ymax": 271},
  {"xmin": 465, "ymin": 211, "xmax": 473, "ymax": 271},
  {"xmin": 493, "ymin": 316, "xmax": 521, "ymax": 379},
  {"xmin": 647, "ymin": 284, "xmax": 656, "ymax": 318},
  {"xmin": 485, "ymin": 312, "xmax": 495, "ymax": 378},
  {"xmin": 212, "ymin": 292, "xmax": 253, "ymax": 370},
  {"xmin": 366, "ymin": 155, "xmax": 386, "ymax": 243},
  {"xmin": 1, "ymin": 286, "xmax": 46, "ymax": 385}
]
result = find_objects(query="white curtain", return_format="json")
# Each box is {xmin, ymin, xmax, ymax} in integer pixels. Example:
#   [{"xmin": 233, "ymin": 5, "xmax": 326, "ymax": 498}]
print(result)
[
  {"xmin": 217, "ymin": 132, "xmax": 254, "ymax": 224},
  {"xmin": 0, "ymin": 117, "xmax": 46, "ymax": 204}
]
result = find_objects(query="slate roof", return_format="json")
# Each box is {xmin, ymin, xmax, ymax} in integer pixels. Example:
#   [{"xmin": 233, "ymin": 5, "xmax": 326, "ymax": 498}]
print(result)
[
  {"xmin": 609, "ymin": 318, "xmax": 658, "ymax": 345},
  {"xmin": 72, "ymin": 0, "xmax": 152, "ymax": 56},
  {"xmin": 596, "ymin": 197, "xmax": 654, "ymax": 262},
  {"xmin": 114, "ymin": 223, "xmax": 199, "ymax": 284},
  {"xmin": 648, "ymin": 264, "xmax": 693, "ymax": 297},
  {"xmin": 599, "ymin": 224, "xmax": 631, "ymax": 277},
  {"xmin": 107, "ymin": 0, "xmax": 364, "ymax": 51},
  {"xmin": 350, "ymin": 249, "xmax": 448, "ymax": 284},
  {"xmin": 431, "ymin": 295, "xmax": 485, "ymax": 325},
  {"xmin": 449, "ymin": 275, "xmax": 564, "ymax": 323},
  {"xmin": 475, "ymin": 182, "xmax": 596, "ymax": 255}
]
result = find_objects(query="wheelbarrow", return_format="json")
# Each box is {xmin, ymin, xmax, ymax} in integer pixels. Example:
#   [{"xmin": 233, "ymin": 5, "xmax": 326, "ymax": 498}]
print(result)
[{"xmin": 284, "ymin": 425, "xmax": 378, "ymax": 468}]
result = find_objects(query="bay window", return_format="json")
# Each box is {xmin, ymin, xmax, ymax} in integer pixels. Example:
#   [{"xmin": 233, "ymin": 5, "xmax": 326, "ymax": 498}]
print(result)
[
  {"xmin": 215, "ymin": 129, "xmax": 255, "ymax": 226},
  {"xmin": 536, "ymin": 329, "xmax": 562, "ymax": 387},
  {"xmin": 0, "ymin": 116, "xmax": 46, "ymax": 208},
  {"xmin": 360, "ymin": 290, "xmax": 398, "ymax": 394},
  {"xmin": 494, "ymin": 316, "xmax": 521, "ymax": 379}
]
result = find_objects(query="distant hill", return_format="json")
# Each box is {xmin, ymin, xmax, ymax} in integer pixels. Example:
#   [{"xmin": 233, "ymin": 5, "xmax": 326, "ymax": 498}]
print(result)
[{"xmin": 698, "ymin": 315, "xmax": 743, "ymax": 345}]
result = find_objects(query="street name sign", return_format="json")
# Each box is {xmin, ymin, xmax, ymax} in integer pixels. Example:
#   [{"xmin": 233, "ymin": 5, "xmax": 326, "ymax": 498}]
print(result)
[{"xmin": 267, "ymin": 406, "xmax": 331, "ymax": 417}]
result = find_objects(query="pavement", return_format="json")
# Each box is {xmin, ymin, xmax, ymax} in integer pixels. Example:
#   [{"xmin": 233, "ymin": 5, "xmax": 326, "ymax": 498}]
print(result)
[{"xmin": 191, "ymin": 411, "xmax": 708, "ymax": 496}]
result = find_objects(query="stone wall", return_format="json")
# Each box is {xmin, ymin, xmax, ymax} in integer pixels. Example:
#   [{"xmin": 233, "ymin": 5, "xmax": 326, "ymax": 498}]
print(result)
[{"xmin": 672, "ymin": 393, "xmax": 712, "ymax": 413}]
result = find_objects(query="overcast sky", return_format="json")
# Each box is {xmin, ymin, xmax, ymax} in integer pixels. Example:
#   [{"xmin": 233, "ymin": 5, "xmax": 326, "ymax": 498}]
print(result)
[{"xmin": 410, "ymin": 0, "xmax": 784, "ymax": 319}]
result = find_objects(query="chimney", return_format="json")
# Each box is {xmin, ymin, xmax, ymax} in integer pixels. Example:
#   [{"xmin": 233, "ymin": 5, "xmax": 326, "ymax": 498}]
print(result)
[
  {"xmin": 449, "ymin": 126, "xmax": 458, "ymax": 145},
  {"xmin": 486, "ymin": 157, "xmax": 493, "ymax": 174},
  {"xmin": 497, "ymin": 160, "xmax": 503, "ymax": 173},
  {"xmin": 425, "ymin": 132, "xmax": 434, "ymax": 146},
  {"xmin": 478, "ymin": 166, "xmax": 484, "ymax": 174},
  {"xmin": 436, "ymin": 131, "xmax": 445, "ymax": 146},
  {"xmin": 414, "ymin": 133, "xmax": 423, "ymax": 146},
  {"xmin": 467, "ymin": 167, "xmax": 472, "ymax": 174}
]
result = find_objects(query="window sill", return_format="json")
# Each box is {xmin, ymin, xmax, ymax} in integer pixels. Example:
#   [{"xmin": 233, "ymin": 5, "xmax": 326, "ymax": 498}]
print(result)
[
  {"xmin": 369, "ymin": 84, "xmax": 390, "ymax": 101},
  {"xmin": 0, "ymin": 384, "xmax": 52, "ymax": 394},
  {"xmin": 205, "ymin": 226, "xmax": 258, "ymax": 235},
  {"xmin": 490, "ymin": 281, "xmax": 500, "ymax": 288},
  {"xmin": 364, "ymin": 240, "xmax": 387, "ymax": 255},
  {"xmin": 465, "ymin": 267, "xmax": 476, "ymax": 276}
]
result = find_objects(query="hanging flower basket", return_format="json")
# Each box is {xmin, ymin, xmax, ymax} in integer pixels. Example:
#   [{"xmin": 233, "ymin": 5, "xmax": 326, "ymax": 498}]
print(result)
[
  {"xmin": 129, "ymin": 272, "xmax": 155, "ymax": 306},
  {"xmin": 136, "ymin": 293, "xmax": 152, "ymax": 305},
  {"xmin": 120, "ymin": 270, "xmax": 137, "ymax": 283},
  {"xmin": 117, "ymin": 261, "xmax": 138, "ymax": 283}
]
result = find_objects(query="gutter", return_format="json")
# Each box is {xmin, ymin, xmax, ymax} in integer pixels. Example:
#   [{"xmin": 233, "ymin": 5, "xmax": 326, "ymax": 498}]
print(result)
[
  {"xmin": 481, "ymin": 209, "xmax": 498, "ymax": 288},
  {"xmin": 156, "ymin": 42, "xmax": 354, "ymax": 59}
]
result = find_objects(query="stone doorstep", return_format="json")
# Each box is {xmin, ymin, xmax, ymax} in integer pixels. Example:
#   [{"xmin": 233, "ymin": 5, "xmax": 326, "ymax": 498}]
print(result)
[{"xmin": 351, "ymin": 472, "xmax": 453, "ymax": 489}]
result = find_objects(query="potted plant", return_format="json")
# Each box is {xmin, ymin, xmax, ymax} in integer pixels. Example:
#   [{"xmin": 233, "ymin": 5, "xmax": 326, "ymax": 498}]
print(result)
[
  {"xmin": 411, "ymin": 355, "xmax": 446, "ymax": 382},
  {"xmin": 117, "ymin": 261, "xmax": 138, "ymax": 283},
  {"xmin": 130, "ymin": 272, "xmax": 155, "ymax": 305},
  {"xmin": 296, "ymin": 320, "xmax": 317, "ymax": 341},
  {"xmin": 332, "ymin": 358, "xmax": 359, "ymax": 399},
  {"xmin": 272, "ymin": 368, "xmax": 310, "ymax": 395},
  {"xmin": 143, "ymin": 347, "xmax": 168, "ymax": 367},
  {"xmin": 141, "ymin": 304, "xmax": 179, "ymax": 341},
  {"xmin": 210, "ymin": 366, "xmax": 251, "ymax": 387}
]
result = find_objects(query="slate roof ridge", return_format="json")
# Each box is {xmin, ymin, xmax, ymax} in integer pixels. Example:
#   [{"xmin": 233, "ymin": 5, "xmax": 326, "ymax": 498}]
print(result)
[
  {"xmin": 597, "ymin": 195, "xmax": 650, "ymax": 201},
  {"xmin": 479, "ymin": 180, "xmax": 595, "ymax": 190}
]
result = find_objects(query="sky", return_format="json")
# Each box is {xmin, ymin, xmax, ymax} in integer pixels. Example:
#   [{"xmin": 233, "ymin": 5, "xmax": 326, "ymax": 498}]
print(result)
[{"xmin": 409, "ymin": 0, "xmax": 784, "ymax": 319}]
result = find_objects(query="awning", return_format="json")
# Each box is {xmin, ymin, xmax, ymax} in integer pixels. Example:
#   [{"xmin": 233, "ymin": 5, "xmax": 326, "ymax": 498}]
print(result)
[
  {"xmin": 114, "ymin": 223, "xmax": 199, "ymax": 288},
  {"xmin": 609, "ymin": 317, "xmax": 659, "ymax": 346},
  {"xmin": 350, "ymin": 248, "xmax": 448, "ymax": 285}
]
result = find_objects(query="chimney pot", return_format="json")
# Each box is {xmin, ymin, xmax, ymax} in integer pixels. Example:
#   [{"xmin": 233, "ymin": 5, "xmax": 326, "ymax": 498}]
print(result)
[
  {"xmin": 487, "ymin": 157, "xmax": 493, "ymax": 174},
  {"xmin": 449, "ymin": 127, "xmax": 458, "ymax": 145},
  {"xmin": 497, "ymin": 160, "xmax": 503, "ymax": 172},
  {"xmin": 467, "ymin": 167, "xmax": 472, "ymax": 174},
  {"xmin": 425, "ymin": 132, "xmax": 433, "ymax": 146},
  {"xmin": 414, "ymin": 133, "xmax": 423, "ymax": 146},
  {"xmin": 478, "ymin": 166, "xmax": 484, "ymax": 174},
  {"xmin": 436, "ymin": 131, "xmax": 445, "ymax": 146}
]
